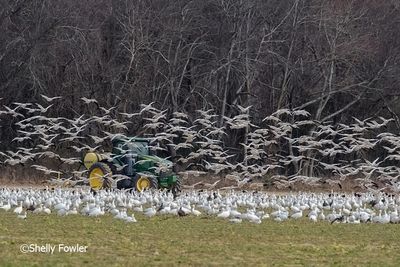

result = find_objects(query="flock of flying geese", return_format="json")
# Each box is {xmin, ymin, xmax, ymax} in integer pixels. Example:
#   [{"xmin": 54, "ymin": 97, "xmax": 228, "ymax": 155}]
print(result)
[
  {"xmin": 0, "ymin": 95, "xmax": 400, "ymax": 192},
  {"xmin": 0, "ymin": 95, "xmax": 399, "ymax": 191},
  {"xmin": 1, "ymin": 187, "xmax": 399, "ymax": 225}
]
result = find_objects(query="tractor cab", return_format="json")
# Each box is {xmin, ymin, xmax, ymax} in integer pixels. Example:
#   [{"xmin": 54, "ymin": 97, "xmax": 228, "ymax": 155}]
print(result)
[
  {"xmin": 111, "ymin": 137, "xmax": 154, "ymax": 174},
  {"xmin": 112, "ymin": 136, "xmax": 150, "ymax": 156}
]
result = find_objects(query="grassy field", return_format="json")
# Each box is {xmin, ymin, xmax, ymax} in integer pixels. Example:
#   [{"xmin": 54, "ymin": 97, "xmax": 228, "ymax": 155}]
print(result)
[{"xmin": 1, "ymin": 211, "xmax": 400, "ymax": 266}]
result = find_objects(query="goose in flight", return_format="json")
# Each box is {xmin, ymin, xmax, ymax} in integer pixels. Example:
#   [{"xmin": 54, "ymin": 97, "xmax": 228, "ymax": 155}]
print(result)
[
  {"xmin": 35, "ymin": 103, "xmax": 53, "ymax": 113},
  {"xmin": 120, "ymin": 111, "xmax": 141, "ymax": 118},
  {"xmin": 99, "ymin": 106, "xmax": 116, "ymax": 114},
  {"xmin": 41, "ymin": 94, "xmax": 62, "ymax": 102},
  {"xmin": 80, "ymin": 97, "xmax": 98, "ymax": 104},
  {"xmin": 139, "ymin": 102, "xmax": 158, "ymax": 114}
]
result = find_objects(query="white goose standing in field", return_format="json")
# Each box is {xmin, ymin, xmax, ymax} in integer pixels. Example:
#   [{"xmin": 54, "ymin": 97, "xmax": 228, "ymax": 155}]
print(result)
[
  {"xmin": 390, "ymin": 208, "xmax": 399, "ymax": 223},
  {"xmin": 0, "ymin": 200, "xmax": 11, "ymax": 212},
  {"xmin": 191, "ymin": 205, "xmax": 201, "ymax": 216},
  {"xmin": 33, "ymin": 204, "xmax": 43, "ymax": 214},
  {"xmin": 114, "ymin": 209, "xmax": 127, "ymax": 220},
  {"xmin": 13, "ymin": 202, "xmax": 23, "ymax": 214},
  {"xmin": 43, "ymin": 207, "xmax": 51, "ymax": 214},
  {"xmin": 110, "ymin": 207, "xmax": 120, "ymax": 216},
  {"xmin": 379, "ymin": 210, "xmax": 390, "ymax": 224},
  {"xmin": 291, "ymin": 210, "xmax": 303, "ymax": 219},
  {"xmin": 80, "ymin": 203, "xmax": 90, "ymax": 215},
  {"xmin": 54, "ymin": 201, "xmax": 67, "ymax": 212},
  {"xmin": 309, "ymin": 213, "xmax": 317, "ymax": 222},
  {"xmin": 17, "ymin": 211, "xmax": 27, "ymax": 220},
  {"xmin": 23, "ymin": 196, "xmax": 31, "ymax": 208},
  {"xmin": 124, "ymin": 213, "xmax": 137, "ymax": 223},
  {"xmin": 88, "ymin": 206, "xmax": 103, "ymax": 217},
  {"xmin": 308, "ymin": 208, "xmax": 319, "ymax": 222},
  {"xmin": 144, "ymin": 207, "xmax": 157, "ymax": 217},
  {"xmin": 67, "ymin": 207, "xmax": 78, "ymax": 215},
  {"xmin": 229, "ymin": 209, "xmax": 242, "ymax": 219},
  {"xmin": 217, "ymin": 207, "xmax": 231, "ymax": 219},
  {"xmin": 245, "ymin": 211, "xmax": 262, "ymax": 224},
  {"xmin": 57, "ymin": 205, "xmax": 69, "ymax": 216}
]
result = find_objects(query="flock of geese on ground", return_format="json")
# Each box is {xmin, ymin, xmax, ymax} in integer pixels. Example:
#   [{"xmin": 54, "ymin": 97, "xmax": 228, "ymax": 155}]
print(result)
[
  {"xmin": 1, "ymin": 188, "xmax": 400, "ymax": 224},
  {"xmin": 0, "ymin": 95, "xmax": 400, "ymax": 191}
]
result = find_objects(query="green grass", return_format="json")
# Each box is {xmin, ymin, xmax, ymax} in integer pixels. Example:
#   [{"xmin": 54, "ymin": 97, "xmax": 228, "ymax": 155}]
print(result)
[{"xmin": 1, "ymin": 211, "xmax": 400, "ymax": 266}]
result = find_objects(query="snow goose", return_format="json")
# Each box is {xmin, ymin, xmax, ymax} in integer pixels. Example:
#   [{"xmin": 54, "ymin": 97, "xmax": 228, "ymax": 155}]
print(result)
[
  {"xmin": 114, "ymin": 209, "xmax": 126, "ymax": 220},
  {"xmin": 80, "ymin": 203, "xmax": 90, "ymax": 215},
  {"xmin": 43, "ymin": 207, "xmax": 51, "ymax": 214},
  {"xmin": 124, "ymin": 214, "xmax": 137, "ymax": 223},
  {"xmin": 390, "ymin": 209, "xmax": 399, "ymax": 223},
  {"xmin": 110, "ymin": 207, "xmax": 120, "ymax": 216},
  {"xmin": 67, "ymin": 207, "xmax": 78, "ymax": 215},
  {"xmin": 144, "ymin": 207, "xmax": 156, "ymax": 217},
  {"xmin": 262, "ymin": 214, "xmax": 270, "ymax": 219},
  {"xmin": 372, "ymin": 211, "xmax": 382, "ymax": 223},
  {"xmin": 158, "ymin": 204, "xmax": 171, "ymax": 215},
  {"xmin": 229, "ymin": 209, "xmax": 241, "ymax": 218},
  {"xmin": 33, "ymin": 204, "xmax": 43, "ymax": 214},
  {"xmin": 13, "ymin": 202, "xmax": 23, "ymax": 214},
  {"xmin": 0, "ymin": 200, "xmax": 11, "ymax": 212},
  {"xmin": 347, "ymin": 215, "xmax": 359, "ymax": 224},
  {"xmin": 217, "ymin": 208, "xmax": 230, "ymax": 219},
  {"xmin": 380, "ymin": 210, "xmax": 390, "ymax": 224},
  {"xmin": 23, "ymin": 196, "xmax": 31, "ymax": 208},
  {"xmin": 133, "ymin": 205, "xmax": 143, "ymax": 212},
  {"xmin": 58, "ymin": 207, "xmax": 69, "ymax": 216},
  {"xmin": 169, "ymin": 207, "xmax": 178, "ymax": 215},
  {"xmin": 358, "ymin": 210, "xmax": 370, "ymax": 223},
  {"xmin": 17, "ymin": 211, "xmax": 27, "ymax": 220},
  {"xmin": 54, "ymin": 202, "xmax": 67, "ymax": 211},
  {"xmin": 88, "ymin": 206, "xmax": 102, "ymax": 217},
  {"xmin": 229, "ymin": 218, "xmax": 242, "ymax": 223},
  {"xmin": 180, "ymin": 206, "xmax": 192, "ymax": 215},
  {"xmin": 291, "ymin": 205, "xmax": 301, "ymax": 213},
  {"xmin": 178, "ymin": 207, "xmax": 188, "ymax": 217},
  {"xmin": 342, "ymin": 207, "xmax": 351, "ymax": 216},
  {"xmin": 191, "ymin": 206, "xmax": 201, "ymax": 216},
  {"xmin": 247, "ymin": 214, "xmax": 262, "ymax": 224},
  {"xmin": 309, "ymin": 213, "xmax": 317, "ymax": 222}
]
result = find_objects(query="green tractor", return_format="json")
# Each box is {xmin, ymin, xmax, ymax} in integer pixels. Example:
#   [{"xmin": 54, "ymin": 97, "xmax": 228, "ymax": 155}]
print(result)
[{"xmin": 82, "ymin": 136, "xmax": 181, "ymax": 193}]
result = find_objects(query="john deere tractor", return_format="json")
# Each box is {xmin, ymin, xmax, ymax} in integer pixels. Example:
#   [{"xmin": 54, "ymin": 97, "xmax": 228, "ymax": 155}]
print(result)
[{"xmin": 82, "ymin": 136, "xmax": 181, "ymax": 193}]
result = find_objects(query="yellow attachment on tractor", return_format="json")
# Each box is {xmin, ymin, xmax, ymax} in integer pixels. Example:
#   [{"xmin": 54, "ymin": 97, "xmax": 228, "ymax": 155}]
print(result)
[{"xmin": 83, "ymin": 152, "xmax": 105, "ymax": 170}]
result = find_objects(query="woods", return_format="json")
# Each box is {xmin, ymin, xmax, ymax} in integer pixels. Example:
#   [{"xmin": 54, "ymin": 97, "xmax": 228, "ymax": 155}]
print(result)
[
  {"xmin": 1, "ymin": 0, "xmax": 399, "ymax": 121},
  {"xmin": 1, "ymin": 0, "xmax": 400, "ymax": 189}
]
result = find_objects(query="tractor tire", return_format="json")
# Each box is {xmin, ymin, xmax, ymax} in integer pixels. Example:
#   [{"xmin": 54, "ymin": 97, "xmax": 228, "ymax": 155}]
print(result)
[
  {"xmin": 88, "ymin": 162, "xmax": 113, "ymax": 191},
  {"xmin": 170, "ymin": 176, "xmax": 182, "ymax": 196},
  {"xmin": 134, "ymin": 175, "xmax": 158, "ymax": 192}
]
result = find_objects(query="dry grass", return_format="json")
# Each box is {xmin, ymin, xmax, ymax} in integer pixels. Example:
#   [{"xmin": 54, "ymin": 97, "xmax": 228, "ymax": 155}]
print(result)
[{"xmin": 1, "ymin": 211, "xmax": 400, "ymax": 266}]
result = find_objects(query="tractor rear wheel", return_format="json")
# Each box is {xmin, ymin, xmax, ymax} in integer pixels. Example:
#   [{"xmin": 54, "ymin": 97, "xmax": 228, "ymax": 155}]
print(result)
[
  {"xmin": 88, "ymin": 162, "xmax": 112, "ymax": 191},
  {"xmin": 134, "ymin": 175, "xmax": 158, "ymax": 192},
  {"xmin": 170, "ymin": 176, "xmax": 182, "ymax": 196}
]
